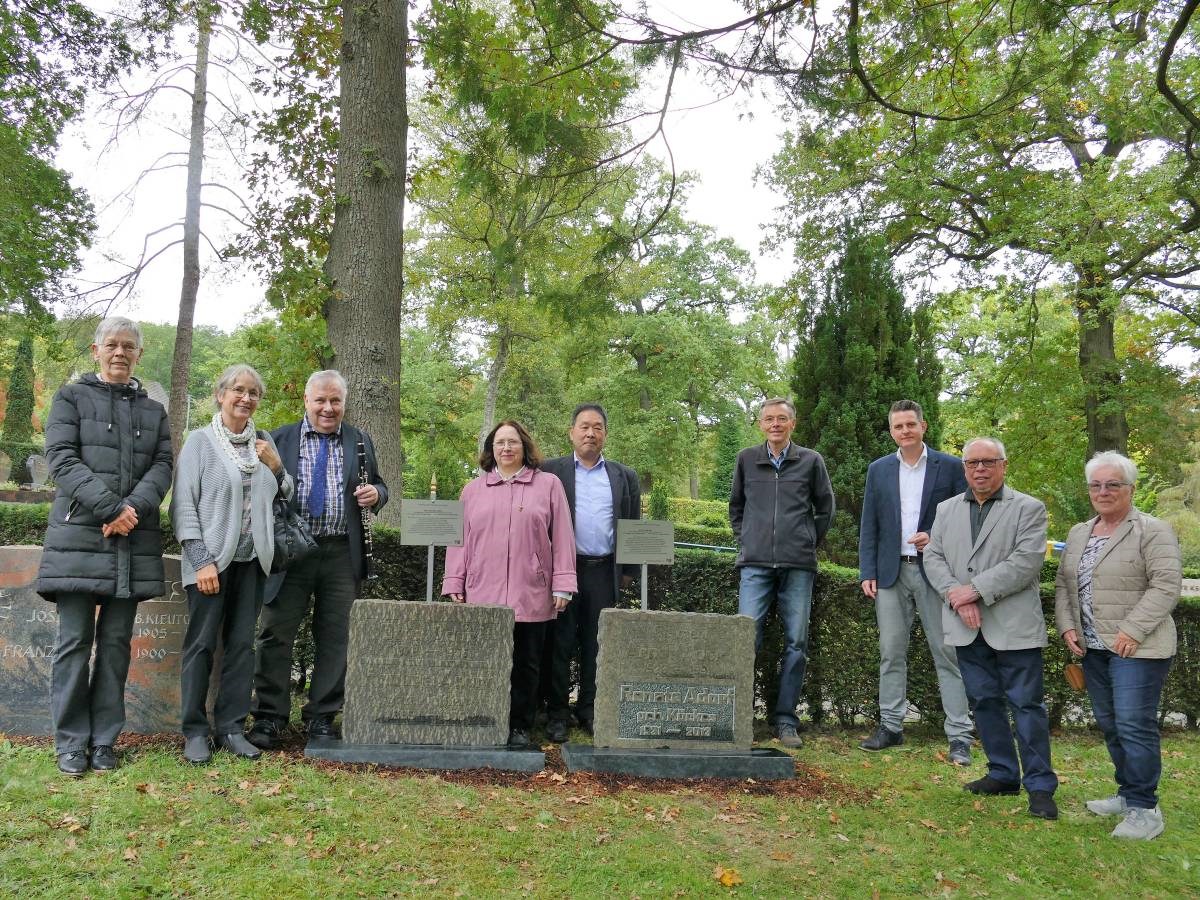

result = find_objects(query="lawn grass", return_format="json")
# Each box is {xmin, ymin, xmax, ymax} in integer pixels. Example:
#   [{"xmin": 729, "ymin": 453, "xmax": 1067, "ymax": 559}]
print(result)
[{"xmin": 2, "ymin": 727, "xmax": 1197, "ymax": 898}]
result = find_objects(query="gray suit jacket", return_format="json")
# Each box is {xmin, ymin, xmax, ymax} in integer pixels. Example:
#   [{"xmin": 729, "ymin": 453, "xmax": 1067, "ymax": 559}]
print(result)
[{"xmin": 923, "ymin": 484, "xmax": 1049, "ymax": 650}]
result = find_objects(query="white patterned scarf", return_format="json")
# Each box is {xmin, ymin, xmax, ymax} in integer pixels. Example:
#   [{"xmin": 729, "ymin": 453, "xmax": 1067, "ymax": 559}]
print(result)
[{"xmin": 210, "ymin": 413, "xmax": 259, "ymax": 474}]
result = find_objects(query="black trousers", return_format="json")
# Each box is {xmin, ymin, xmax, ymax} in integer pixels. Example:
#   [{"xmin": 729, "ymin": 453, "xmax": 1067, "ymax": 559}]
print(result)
[
  {"xmin": 180, "ymin": 560, "xmax": 263, "ymax": 737},
  {"xmin": 252, "ymin": 538, "xmax": 357, "ymax": 724},
  {"xmin": 546, "ymin": 555, "xmax": 617, "ymax": 725},
  {"xmin": 510, "ymin": 621, "xmax": 549, "ymax": 732}
]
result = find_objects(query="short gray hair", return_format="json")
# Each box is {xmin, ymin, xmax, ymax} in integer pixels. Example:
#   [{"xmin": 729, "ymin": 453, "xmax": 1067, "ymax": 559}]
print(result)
[
  {"xmin": 759, "ymin": 397, "xmax": 796, "ymax": 419},
  {"xmin": 305, "ymin": 369, "xmax": 347, "ymax": 398},
  {"xmin": 1085, "ymin": 451, "xmax": 1137, "ymax": 485},
  {"xmin": 962, "ymin": 436, "xmax": 1007, "ymax": 460},
  {"xmin": 94, "ymin": 316, "xmax": 143, "ymax": 349},
  {"xmin": 213, "ymin": 364, "xmax": 266, "ymax": 409}
]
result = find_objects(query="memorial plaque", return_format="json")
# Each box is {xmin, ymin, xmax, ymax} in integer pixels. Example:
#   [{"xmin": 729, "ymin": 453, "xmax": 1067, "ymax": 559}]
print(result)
[
  {"xmin": 400, "ymin": 499, "xmax": 464, "ymax": 546},
  {"xmin": 0, "ymin": 450, "xmax": 11, "ymax": 484},
  {"xmin": 26, "ymin": 454, "xmax": 49, "ymax": 488},
  {"xmin": 593, "ymin": 608, "xmax": 755, "ymax": 751},
  {"xmin": 0, "ymin": 546, "xmax": 195, "ymax": 735},
  {"xmin": 616, "ymin": 520, "xmax": 674, "ymax": 566},
  {"xmin": 341, "ymin": 599, "xmax": 513, "ymax": 746}
]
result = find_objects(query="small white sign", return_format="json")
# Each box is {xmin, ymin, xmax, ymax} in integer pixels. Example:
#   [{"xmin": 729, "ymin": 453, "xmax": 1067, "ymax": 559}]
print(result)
[
  {"xmin": 1181, "ymin": 578, "xmax": 1200, "ymax": 598},
  {"xmin": 616, "ymin": 520, "xmax": 674, "ymax": 566}
]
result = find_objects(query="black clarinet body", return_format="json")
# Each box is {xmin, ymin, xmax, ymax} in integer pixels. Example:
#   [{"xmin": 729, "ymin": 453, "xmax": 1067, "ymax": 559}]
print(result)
[{"xmin": 357, "ymin": 436, "xmax": 377, "ymax": 581}]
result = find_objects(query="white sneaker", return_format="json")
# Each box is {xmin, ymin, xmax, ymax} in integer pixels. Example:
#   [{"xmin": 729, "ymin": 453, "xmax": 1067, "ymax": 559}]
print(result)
[
  {"xmin": 1085, "ymin": 795, "xmax": 1127, "ymax": 816},
  {"xmin": 1111, "ymin": 806, "xmax": 1164, "ymax": 841}
]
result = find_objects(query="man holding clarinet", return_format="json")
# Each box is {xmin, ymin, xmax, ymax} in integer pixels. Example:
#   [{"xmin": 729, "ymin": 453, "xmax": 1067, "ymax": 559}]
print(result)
[{"xmin": 249, "ymin": 370, "xmax": 388, "ymax": 749}]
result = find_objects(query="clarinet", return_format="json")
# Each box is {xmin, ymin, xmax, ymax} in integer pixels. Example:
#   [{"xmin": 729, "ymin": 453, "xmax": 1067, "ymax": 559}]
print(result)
[{"xmin": 357, "ymin": 436, "xmax": 377, "ymax": 581}]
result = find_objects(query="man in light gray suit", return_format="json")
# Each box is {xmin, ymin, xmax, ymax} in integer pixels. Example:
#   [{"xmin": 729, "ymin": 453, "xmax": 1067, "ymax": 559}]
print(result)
[{"xmin": 923, "ymin": 437, "xmax": 1058, "ymax": 820}]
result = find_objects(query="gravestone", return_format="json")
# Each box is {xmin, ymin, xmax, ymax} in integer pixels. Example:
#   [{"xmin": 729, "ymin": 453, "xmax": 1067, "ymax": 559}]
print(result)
[
  {"xmin": 0, "ymin": 450, "xmax": 11, "ymax": 484},
  {"xmin": 306, "ymin": 599, "xmax": 545, "ymax": 772},
  {"xmin": 25, "ymin": 454, "xmax": 49, "ymax": 489},
  {"xmin": 0, "ymin": 546, "xmax": 194, "ymax": 735},
  {"xmin": 143, "ymin": 380, "xmax": 169, "ymax": 412},
  {"xmin": 561, "ymin": 608, "xmax": 794, "ymax": 780}
]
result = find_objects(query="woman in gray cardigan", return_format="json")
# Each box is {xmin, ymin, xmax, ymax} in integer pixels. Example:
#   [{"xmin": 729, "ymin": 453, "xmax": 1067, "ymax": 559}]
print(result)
[
  {"xmin": 172, "ymin": 364, "xmax": 292, "ymax": 764},
  {"xmin": 1055, "ymin": 451, "xmax": 1181, "ymax": 841}
]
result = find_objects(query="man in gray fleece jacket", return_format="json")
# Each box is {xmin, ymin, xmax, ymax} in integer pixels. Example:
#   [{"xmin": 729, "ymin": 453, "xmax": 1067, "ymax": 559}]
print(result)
[{"xmin": 729, "ymin": 397, "xmax": 834, "ymax": 749}]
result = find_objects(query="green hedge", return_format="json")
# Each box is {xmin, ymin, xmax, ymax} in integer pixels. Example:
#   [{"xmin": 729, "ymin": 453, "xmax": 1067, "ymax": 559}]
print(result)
[{"xmin": 5, "ymin": 502, "xmax": 1198, "ymax": 729}]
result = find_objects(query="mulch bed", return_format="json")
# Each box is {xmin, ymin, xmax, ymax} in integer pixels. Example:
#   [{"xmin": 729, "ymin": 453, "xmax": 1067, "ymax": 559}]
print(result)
[{"xmin": 3, "ymin": 732, "xmax": 871, "ymax": 804}]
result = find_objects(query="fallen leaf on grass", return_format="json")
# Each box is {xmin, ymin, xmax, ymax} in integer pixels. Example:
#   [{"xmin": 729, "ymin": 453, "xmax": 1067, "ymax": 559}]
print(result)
[
  {"xmin": 934, "ymin": 750, "xmax": 948, "ymax": 763},
  {"xmin": 972, "ymin": 800, "xmax": 984, "ymax": 812},
  {"xmin": 65, "ymin": 838, "xmax": 77, "ymax": 850},
  {"xmin": 416, "ymin": 878, "xmax": 438, "ymax": 887},
  {"xmin": 504, "ymin": 825, "xmax": 518, "ymax": 833},
  {"xmin": 828, "ymin": 812, "xmax": 841, "ymax": 824},
  {"xmin": 919, "ymin": 819, "xmax": 944, "ymax": 833},
  {"xmin": 713, "ymin": 866, "xmax": 743, "ymax": 887},
  {"xmin": 260, "ymin": 783, "xmax": 283, "ymax": 796},
  {"xmin": 56, "ymin": 815, "xmax": 86, "ymax": 834},
  {"xmin": 283, "ymin": 835, "xmax": 298, "ymax": 847},
  {"xmin": 769, "ymin": 851, "xmax": 793, "ymax": 862},
  {"xmin": 595, "ymin": 832, "xmax": 612, "ymax": 845},
  {"xmin": 835, "ymin": 833, "xmax": 850, "ymax": 843},
  {"xmin": 548, "ymin": 772, "xmax": 566, "ymax": 784},
  {"xmin": 1006, "ymin": 873, "xmax": 1021, "ymax": 883},
  {"xmin": 123, "ymin": 847, "xmax": 139, "ymax": 862},
  {"xmin": 565, "ymin": 796, "xmax": 590, "ymax": 805}
]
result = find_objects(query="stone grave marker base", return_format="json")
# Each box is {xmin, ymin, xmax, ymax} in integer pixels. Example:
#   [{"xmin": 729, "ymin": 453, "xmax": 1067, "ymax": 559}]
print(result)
[
  {"xmin": 305, "ymin": 736, "xmax": 545, "ymax": 773},
  {"xmin": 561, "ymin": 743, "xmax": 795, "ymax": 780}
]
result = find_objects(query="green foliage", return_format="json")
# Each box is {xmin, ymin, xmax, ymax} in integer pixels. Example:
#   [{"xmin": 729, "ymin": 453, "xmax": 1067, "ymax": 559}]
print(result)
[
  {"xmin": 791, "ymin": 224, "xmax": 942, "ymax": 561},
  {"xmin": 1, "ymin": 331, "xmax": 35, "ymax": 443},
  {"xmin": 702, "ymin": 415, "xmax": 748, "ymax": 503},
  {"xmin": 647, "ymin": 482, "xmax": 669, "ymax": 520},
  {"xmin": 1158, "ymin": 444, "xmax": 1200, "ymax": 568}
]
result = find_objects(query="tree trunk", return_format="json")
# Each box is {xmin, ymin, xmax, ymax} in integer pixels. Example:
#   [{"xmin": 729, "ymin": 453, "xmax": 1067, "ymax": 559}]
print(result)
[
  {"xmin": 325, "ymin": 0, "xmax": 407, "ymax": 524},
  {"xmin": 168, "ymin": 5, "xmax": 211, "ymax": 456},
  {"xmin": 478, "ymin": 325, "xmax": 511, "ymax": 456},
  {"xmin": 1074, "ymin": 270, "xmax": 1129, "ymax": 458}
]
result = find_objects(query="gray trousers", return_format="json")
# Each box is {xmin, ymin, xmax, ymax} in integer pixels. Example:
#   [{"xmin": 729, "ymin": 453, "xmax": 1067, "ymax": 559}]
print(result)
[
  {"xmin": 180, "ymin": 560, "xmax": 263, "ymax": 737},
  {"xmin": 252, "ymin": 539, "xmax": 356, "ymax": 724},
  {"xmin": 51, "ymin": 593, "xmax": 139, "ymax": 754},
  {"xmin": 875, "ymin": 561, "xmax": 973, "ymax": 741}
]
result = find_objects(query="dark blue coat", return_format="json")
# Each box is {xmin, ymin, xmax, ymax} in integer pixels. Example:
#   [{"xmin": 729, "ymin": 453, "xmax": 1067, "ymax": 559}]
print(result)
[{"xmin": 858, "ymin": 447, "xmax": 967, "ymax": 589}]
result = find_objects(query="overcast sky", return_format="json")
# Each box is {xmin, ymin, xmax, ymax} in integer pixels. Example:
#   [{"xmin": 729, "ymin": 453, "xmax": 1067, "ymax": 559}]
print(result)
[{"xmin": 53, "ymin": 1, "xmax": 794, "ymax": 331}]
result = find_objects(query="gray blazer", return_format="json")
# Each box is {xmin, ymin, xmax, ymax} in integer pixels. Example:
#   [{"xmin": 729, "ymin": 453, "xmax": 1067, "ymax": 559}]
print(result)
[{"xmin": 923, "ymin": 484, "xmax": 1049, "ymax": 650}]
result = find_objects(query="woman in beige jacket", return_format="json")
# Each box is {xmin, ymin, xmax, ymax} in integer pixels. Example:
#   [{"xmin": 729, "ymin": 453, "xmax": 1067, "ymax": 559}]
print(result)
[{"xmin": 1055, "ymin": 451, "xmax": 1181, "ymax": 841}]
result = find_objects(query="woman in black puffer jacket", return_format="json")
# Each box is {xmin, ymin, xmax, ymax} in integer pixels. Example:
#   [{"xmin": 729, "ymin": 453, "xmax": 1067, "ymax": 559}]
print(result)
[{"xmin": 36, "ymin": 316, "xmax": 172, "ymax": 776}]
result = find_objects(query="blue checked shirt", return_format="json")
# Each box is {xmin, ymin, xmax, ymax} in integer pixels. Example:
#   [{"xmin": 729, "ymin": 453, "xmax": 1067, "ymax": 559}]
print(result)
[{"xmin": 297, "ymin": 416, "xmax": 346, "ymax": 537}]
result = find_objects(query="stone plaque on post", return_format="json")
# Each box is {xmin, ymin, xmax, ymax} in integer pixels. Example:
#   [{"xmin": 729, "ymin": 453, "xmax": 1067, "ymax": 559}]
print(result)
[
  {"xmin": 306, "ymin": 599, "xmax": 545, "ymax": 772},
  {"xmin": 0, "ymin": 546, "xmax": 193, "ymax": 735},
  {"xmin": 562, "ymin": 607, "xmax": 793, "ymax": 780}
]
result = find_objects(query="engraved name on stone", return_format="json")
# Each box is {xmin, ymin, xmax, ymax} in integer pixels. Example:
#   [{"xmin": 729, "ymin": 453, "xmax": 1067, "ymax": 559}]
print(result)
[{"xmin": 617, "ymin": 681, "xmax": 737, "ymax": 742}]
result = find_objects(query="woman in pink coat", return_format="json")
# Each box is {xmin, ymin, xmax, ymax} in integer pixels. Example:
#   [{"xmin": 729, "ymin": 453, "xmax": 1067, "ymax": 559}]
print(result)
[{"xmin": 443, "ymin": 420, "xmax": 577, "ymax": 749}]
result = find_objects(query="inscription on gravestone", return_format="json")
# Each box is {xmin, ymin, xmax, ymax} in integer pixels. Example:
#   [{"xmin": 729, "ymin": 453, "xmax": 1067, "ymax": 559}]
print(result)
[
  {"xmin": 593, "ymin": 609, "xmax": 756, "ymax": 752},
  {"xmin": 341, "ymin": 599, "xmax": 514, "ymax": 747},
  {"xmin": 0, "ymin": 546, "xmax": 193, "ymax": 735}
]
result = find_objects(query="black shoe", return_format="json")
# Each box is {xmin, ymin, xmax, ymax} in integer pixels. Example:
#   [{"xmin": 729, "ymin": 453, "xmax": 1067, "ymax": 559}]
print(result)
[
  {"xmin": 248, "ymin": 718, "xmax": 284, "ymax": 750},
  {"xmin": 57, "ymin": 750, "xmax": 88, "ymax": 777},
  {"xmin": 963, "ymin": 775, "xmax": 1020, "ymax": 796},
  {"xmin": 577, "ymin": 718, "xmax": 594, "ymax": 736},
  {"xmin": 546, "ymin": 719, "xmax": 570, "ymax": 743},
  {"xmin": 947, "ymin": 740, "xmax": 973, "ymax": 767},
  {"xmin": 1028, "ymin": 791, "xmax": 1058, "ymax": 820},
  {"xmin": 89, "ymin": 745, "xmax": 118, "ymax": 772},
  {"xmin": 859, "ymin": 725, "xmax": 903, "ymax": 751},
  {"xmin": 217, "ymin": 732, "xmax": 262, "ymax": 759},
  {"xmin": 507, "ymin": 729, "xmax": 531, "ymax": 750},
  {"xmin": 183, "ymin": 735, "xmax": 213, "ymax": 765},
  {"xmin": 307, "ymin": 717, "xmax": 338, "ymax": 738}
]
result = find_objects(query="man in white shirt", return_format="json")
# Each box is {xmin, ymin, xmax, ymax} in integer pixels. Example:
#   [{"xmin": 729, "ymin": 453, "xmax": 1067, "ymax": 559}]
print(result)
[{"xmin": 858, "ymin": 400, "xmax": 973, "ymax": 763}]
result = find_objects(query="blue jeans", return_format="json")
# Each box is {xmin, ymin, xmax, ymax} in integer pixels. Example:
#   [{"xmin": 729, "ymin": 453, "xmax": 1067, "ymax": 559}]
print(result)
[
  {"xmin": 956, "ymin": 635, "xmax": 1057, "ymax": 793},
  {"xmin": 1082, "ymin": 649, "xmax": 1172, "ymax": 810},
  {"xmin": 738, "ymin": 566, "xmax": 815, "ymax": 728}
]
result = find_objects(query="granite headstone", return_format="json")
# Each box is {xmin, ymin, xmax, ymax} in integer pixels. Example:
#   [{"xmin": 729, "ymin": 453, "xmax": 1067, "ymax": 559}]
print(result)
[
  {"xmin": 340, "ymin": 599, "xmax": 514, "ymax": 746},
  {"xmin": 592, "ymin": 608, "xmax": 756, "ymax": 752},
  {"xmin": 0, "ymin": 546, "xmax": 195, "ymax": 735},
  {"xmin": 25, "ymin": 454, "xmax": 49, "ymax": 488}
]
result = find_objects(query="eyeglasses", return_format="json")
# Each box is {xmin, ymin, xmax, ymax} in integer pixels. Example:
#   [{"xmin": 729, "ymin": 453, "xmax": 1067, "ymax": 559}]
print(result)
[
  {"xmin": 227, "ymin": 386, "xmax": 262, "ymax": 400},
  {"xmin": 963, "ymin": 458, "xmax": 1005, "ymax": 469},
  {"xmin": 1087, "ymin": 481, "xmax": 1130, "ymax": 493},
  {"xmin": 493, "ymin": 440, "xmax": 522, "ymax": 449}
]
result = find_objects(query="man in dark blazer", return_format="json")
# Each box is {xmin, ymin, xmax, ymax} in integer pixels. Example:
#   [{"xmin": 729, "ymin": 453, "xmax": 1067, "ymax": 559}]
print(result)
[
  {"xmin": 248, "ymin": 370, "xmax": 388, "ymax": 749},
  {"xmin": 541, "ymin": 403, "xmax": 640, "ymax": 741},
  {"xmin": 858, "ymin": 400, "xmax": 973, "ymax": 763}
]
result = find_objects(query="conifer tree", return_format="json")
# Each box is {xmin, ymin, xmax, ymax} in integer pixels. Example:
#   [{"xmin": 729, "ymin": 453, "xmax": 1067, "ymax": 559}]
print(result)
[{"xmin": 2, "ymin": 331, "xmax": 35, "ymax": 444}]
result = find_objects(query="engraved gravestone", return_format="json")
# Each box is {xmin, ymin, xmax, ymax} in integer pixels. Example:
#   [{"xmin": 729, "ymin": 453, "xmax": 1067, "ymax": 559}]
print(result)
[
  {"xmin": 0, "ymin": 546, "xmax": 194, "ymax": 734},
  {"xmin": 341, "ymin": 599, "xmax": 514, "ymax": 746},
  {"xmin": 26, "ymin": 454, "xmax": 49, "ymax": 488},
  {"xmin": 0, "ymin": 450, "xmax": 11, "ymax": 484},
  {"xmin": 593, "ymin": 608, "xmax": 756, "ymax": 752}
]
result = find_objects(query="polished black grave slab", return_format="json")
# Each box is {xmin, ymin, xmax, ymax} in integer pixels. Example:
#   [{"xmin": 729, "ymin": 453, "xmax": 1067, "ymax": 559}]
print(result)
[
  {"xmin": 560, "ymin": 743, "xmax": 795, "ymax": 781},
  {"xmin": 304, "ymin": 735, "xmax": 546, "ymax": 773}
]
